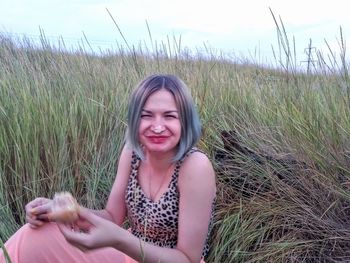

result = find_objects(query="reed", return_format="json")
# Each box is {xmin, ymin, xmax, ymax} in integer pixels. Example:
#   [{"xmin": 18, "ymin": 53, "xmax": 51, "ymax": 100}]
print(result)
[{"xmin": 1, "ymin": 19, "xmax": 350, "ymax": 262}]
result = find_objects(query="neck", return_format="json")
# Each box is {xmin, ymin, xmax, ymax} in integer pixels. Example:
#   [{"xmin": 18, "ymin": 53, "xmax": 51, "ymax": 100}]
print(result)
[
  {"xmin": 144, "ymin": 151, "xmax": 175, "ymax": 171},
  {"xmin": 145, "ymin": 154, "xmax": 175, "ymax": 201}
]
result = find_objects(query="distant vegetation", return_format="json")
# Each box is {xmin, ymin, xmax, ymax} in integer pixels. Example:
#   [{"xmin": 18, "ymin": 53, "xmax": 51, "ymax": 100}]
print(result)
[{"xmin": 1, "ymin": 23, "xmax": 350, "ymax": 262}]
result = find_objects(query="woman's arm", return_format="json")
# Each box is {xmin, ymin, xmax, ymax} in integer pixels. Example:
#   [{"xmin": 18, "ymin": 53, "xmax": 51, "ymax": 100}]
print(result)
[
  {"xmin": 87, "ymin": 145, "xmax": 132, "ymax": 225},
  {"xmin": 176, "ymin": 151, "xmax": 216, "ymax": 262}
]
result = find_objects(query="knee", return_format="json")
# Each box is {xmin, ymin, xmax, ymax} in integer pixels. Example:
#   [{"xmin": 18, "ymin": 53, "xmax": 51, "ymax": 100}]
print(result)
[
  {"xmin": 17, "ymin": 223, "xmax": 61, "ymax": 251},
  {"xmin": 18, "ymin": 223, "xmax": 64, "ymax": 260}
]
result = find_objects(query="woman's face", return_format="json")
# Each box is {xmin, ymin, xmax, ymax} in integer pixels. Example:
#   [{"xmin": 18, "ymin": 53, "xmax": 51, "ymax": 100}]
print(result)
[{"xmin": 138, "ymin": 88, "xmax": 181, "ymax": 156}]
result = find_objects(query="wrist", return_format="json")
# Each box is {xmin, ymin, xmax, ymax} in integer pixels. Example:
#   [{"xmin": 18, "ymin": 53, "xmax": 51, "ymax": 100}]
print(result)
[{"xmin": 111, "ymin": 226, "xmax": 130, "ymax": 251}]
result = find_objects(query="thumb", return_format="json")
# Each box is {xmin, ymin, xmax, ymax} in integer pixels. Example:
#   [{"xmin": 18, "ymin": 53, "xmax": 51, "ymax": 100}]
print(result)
[{"xmin": 77, "ymin": 208, "xmax": 103, "ymax": 226}]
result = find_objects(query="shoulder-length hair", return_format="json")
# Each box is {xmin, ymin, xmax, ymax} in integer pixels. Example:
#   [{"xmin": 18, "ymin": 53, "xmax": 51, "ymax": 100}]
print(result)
[{"xmin": 125, "ymin": 74, "xmax": 201, "ymax": 162}]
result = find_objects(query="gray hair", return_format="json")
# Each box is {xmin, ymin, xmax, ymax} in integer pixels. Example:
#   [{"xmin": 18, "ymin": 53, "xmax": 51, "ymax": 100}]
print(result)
[{"xmin": 125, "ymin": 74, "xmax": 201, "ymax": 162}]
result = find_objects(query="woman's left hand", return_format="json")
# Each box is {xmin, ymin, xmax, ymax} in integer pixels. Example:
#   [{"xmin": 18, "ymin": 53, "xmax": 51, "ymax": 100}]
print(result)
[{"xmin": 57, "ymin": 208, "xmax": 120, "ymax": 252}]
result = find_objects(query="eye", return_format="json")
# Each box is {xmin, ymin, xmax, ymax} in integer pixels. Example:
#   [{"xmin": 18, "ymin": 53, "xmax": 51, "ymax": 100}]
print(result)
[
  {"xmin": 140, "ymin": 114, "xmax": 152, "ymax": 118},
  {"xmin": 165, "ymin": 114, "xmax": 178, "ymax": 119}
]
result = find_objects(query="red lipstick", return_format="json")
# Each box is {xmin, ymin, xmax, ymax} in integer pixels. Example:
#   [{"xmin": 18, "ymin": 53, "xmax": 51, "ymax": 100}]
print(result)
[{"xmin": 148, "ymin": 136, "xmax": 168, "ymax": 144}]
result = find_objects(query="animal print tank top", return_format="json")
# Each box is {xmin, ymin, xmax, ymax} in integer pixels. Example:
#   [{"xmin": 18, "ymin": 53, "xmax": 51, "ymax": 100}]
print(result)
[{"xmin": 125, "ymin": 148, "xmax": 214, "ymax": 258}]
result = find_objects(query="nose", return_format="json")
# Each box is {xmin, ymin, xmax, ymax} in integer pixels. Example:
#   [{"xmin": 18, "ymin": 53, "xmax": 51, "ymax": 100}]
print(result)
[
  {"xmin": 151, "ymin": 124, "xmax": 165, "ymax": 134},
  {"xmin": 150, "ymin": 117, "xmax": 165, "ymax": 133}
]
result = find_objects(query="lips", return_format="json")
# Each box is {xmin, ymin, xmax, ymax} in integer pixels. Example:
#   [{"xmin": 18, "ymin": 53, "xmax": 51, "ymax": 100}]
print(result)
[{"xmin": 147, "ymin": 136, "xmax": 169, "ymax": 144}]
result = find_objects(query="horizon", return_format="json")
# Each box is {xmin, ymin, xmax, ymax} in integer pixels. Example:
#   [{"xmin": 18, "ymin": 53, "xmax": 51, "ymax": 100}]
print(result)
[{"xmin": 1, "ymin": 0, "xmax": 349, "ymax": 70}]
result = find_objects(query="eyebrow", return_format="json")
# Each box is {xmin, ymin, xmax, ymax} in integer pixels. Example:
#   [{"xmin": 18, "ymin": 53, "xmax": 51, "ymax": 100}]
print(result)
[{"xmin": 141, "ymin": 109, "xmax": 178, "ymax": 114}]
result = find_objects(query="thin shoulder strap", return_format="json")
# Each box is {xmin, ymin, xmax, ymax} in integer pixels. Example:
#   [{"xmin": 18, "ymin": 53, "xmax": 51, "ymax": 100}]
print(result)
[{"xmin": 130, "ymin": 152, "xmax": 141, "ymax": 177}]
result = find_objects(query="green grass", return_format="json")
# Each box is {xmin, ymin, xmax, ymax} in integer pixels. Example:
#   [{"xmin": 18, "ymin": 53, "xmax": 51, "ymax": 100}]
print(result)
[
  {"xmin": 1, "ymin": 23, "xmax": 350, "ymax": 262},
  {"xmin": 0, "ymin": 238, "xmax": 11, "ymax": 263}
]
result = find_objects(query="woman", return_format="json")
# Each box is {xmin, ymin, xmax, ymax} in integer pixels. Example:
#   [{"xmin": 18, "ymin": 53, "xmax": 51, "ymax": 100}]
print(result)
[{"xmin": 0, "ymin": 74, "xmax": 216, "ymax": 263}]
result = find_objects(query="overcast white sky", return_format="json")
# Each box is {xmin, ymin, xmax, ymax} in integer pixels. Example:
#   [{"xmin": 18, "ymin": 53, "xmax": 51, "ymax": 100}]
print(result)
[{"xmin": 1, "ymin": 0, "xmax": 349, "ymax": 66}]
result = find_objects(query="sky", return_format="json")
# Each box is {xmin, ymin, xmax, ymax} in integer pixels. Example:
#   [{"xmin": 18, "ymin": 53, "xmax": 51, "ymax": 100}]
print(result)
[{"xmin": 1, "ymin": 0, "xmax": 349, "ymax": 67}]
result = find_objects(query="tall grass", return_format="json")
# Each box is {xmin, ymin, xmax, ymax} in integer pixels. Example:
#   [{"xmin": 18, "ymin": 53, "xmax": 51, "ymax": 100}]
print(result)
[{"xmin": 1, "ymin": 22, "xmax": 350, "ymax": 262}]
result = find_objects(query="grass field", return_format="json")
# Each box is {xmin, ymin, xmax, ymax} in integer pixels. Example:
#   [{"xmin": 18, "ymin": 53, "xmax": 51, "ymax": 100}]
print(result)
[{"xmin": 1, "ymin": 28, "xmax": 350, "ymax": 262}]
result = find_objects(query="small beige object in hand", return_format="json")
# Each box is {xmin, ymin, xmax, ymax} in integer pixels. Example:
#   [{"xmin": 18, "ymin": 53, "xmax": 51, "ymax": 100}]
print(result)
[{"xmin": 49, "ymin": 192, "xmax": 80, "ymax": 223}]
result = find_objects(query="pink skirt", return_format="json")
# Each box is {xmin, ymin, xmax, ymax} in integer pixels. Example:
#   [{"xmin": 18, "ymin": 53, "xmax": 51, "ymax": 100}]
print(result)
[{"xmin": 0, "ymin": 223, "xmax": 205, "ymax": 263}]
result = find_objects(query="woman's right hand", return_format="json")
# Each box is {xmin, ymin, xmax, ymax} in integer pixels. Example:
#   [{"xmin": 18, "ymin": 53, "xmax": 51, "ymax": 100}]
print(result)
[{"xmin": 25, "ymin": 197, "xmax": 52, "ymax": 229}]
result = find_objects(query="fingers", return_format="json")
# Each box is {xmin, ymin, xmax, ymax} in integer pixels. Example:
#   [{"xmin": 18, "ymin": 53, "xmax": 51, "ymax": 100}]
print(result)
[
  {"xmin": 57, "ymin": 209, "xmax": 102, "ymax": 251},
  {"xmin": 26, "ymin": 216, "xmax": 45, "ymax": 229},
  {"xmin": 73, "ymin": 217, "xmax": 92, "ymax": 232},
  {"xmin": 58, "ymin": 211, "xmax": 120, "ymax": 251},
  {"xmin": 26, "ymin": 213, "xmax": 49, "ymax": 228},
  {"xmin": 25, "ymin": 197, "xmax": 52, "ymax": 228},
  {"xmin": 57, "ymin": 223, "xmax": 91, "ymax": 251},
  {"xmin": 29, "ymin": 201, "xmax": 52, "ymax": 216},
  {"xmin": 77, "ymin": 208, "xmax": 101, "ymax": 226}
]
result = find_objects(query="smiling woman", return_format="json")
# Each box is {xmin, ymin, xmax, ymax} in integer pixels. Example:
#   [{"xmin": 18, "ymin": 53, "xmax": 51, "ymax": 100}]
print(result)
[
  {"xmin": 138, "ymin": 89, "xmax": 182, "ymax": 158},
  {"xmin": 0, "ymin": 74, "xmax": 216, "ymax": 263}
]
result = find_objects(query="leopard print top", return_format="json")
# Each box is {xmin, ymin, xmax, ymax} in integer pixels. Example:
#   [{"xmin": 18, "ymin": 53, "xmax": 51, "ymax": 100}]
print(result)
[{"xmin": 125, "ymin": 148, "xmax": 214, "ymax": 258}]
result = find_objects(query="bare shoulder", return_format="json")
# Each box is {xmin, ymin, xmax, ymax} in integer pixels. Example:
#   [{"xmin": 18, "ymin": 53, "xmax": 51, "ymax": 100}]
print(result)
[
  {"xmin": 119, "ymin": 144, "xmax": 133, "ymax": 164},
  {"xmin": 181, "ymin": 150, "xmax": 214, "ymax": 172},
  {"xmin": 178, "ymin": 150, "xmax": 216, "ymax": 192},
  {"xmin": 114, "ymin": 144, "xmax": 134, "ymax": 182}
]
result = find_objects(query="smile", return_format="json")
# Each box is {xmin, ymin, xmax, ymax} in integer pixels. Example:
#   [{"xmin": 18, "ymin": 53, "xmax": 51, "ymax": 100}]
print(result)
[{"xmin": 147, "ymin": 136, "xmax": 169, "ymax": 143}]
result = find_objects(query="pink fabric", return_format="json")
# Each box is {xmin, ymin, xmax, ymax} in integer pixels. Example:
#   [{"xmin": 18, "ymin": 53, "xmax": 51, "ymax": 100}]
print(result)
[
  {"xmin": 0, "ymin": 223, "xmax": 125, "ymax": 263},
  {"xmin": 124, "ymin": 257, "xmax": 205, "ymax": 263},
  {"xmin": 0, "ymin": 223, "xmax": 206, "ymax": 263}
]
